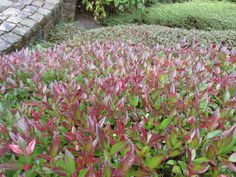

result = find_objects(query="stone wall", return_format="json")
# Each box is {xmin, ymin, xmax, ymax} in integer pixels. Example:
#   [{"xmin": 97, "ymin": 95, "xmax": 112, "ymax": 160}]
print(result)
[
  {"xmin": 62, "ymin": 0, "xmax": 77, "ymax": 21},
  {"xmin": 0, "ymin": 0, "xmax": 77, "ymax": 54}
]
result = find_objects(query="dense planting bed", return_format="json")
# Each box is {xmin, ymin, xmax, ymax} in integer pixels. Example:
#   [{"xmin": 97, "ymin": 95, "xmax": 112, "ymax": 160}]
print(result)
[
  {"xmin": 103, "ymin": 0, "xmax": 236, "ymax": 30},
  {"xmin": 35, "ymin": 24, "xmax": 236, "ymax": 50},
  {"xmin": 0, "ymin": 42, "xmax": 236, "ymax": 176}
]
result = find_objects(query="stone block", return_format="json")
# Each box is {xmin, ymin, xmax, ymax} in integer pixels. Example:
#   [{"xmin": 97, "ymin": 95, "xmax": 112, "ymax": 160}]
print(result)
[
  {"xmin": 37, "ymin": 8, "xmax": 51, "ymax": 18},
  {"xmin": 0, "ymin": 22, "xmax": 16, "ymax": 32},
  {"xmin": 1, "ymin": 32, "xmax": 22, "ymax": 45},
  {"xmin": 29, "ymin": 13, "xmax": 45, "ymax": 24},
  {"xmin": 45, "ymin": 0, "xmax": 61, "ymax": 5},
  {"xmin": 19, "ymin": 0, "xmax": 33, "ymax": 5},
  {"xmin": 13, "ymin": 25, "xmax": 31, "ymax": 37},
  {"xmin": 20, "ymin": 18, "xmax": 38, "ymax": 29},
  {"xmin": 23, "ymin": 6, "xmax": 38, "ymax": 14},
  {"xmin": 7, "ymin": 17, "xmax": 23, "ymax": 24},
  {"xmin": 17, "ymin": 11, "xmax": 32, "ymax": 19},
  {"xmin": 31, "ymin": 1, "xmax": 45, "ymax": 7},
  {"xmin": 3, "ymin": 8, "xmax": 21, "ymax": 16},
  {"xmin": 0, "ymin": 38, "xmax": 11, "ymax": 53}
]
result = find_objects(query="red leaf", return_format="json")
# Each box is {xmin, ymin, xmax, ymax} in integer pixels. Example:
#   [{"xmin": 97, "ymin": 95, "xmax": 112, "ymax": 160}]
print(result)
[
  {"xmin": 96, "ymin": 124, "xmax": 107, "ymax": 147},
  {"xmin": 23, "ymin": 164, "xmax": 31, "ymax": 171},
  {"xmin": 26, "ymin": 138, "xmax": 36, "ymax": 156},
  {"xmin": 46, "ymin": 118, "xmax": 56, "ymax": 129}
]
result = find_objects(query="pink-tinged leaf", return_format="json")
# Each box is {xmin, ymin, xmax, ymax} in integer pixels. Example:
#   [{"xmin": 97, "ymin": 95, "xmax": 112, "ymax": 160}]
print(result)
[
  {"xmin": 192, "ymin": 164, "xmax": 209, "ymax": 174},
  {"xmin": 186, "ymin": 147, "xmax": 192, "ymax": 165},
  {"xmin": 17, "ymin": 118, "xmax": 29, "ymax": 133},
  {"xmin": 99, "ymin": 117, "xmax": 106, "ymax": 127},
  {"xmin": 170, "ymin": 82, "xmax": 176, "ymax": 94},
  {"xmin": 120, "ymin": 143, "xmax": 134, "ymax": 173},
  {"xmin": 26, "ymin": 138, "xmax": 36, "ymax": 156},
  {"xmin": 51, "ymin": 167, "xmax": 68, "ymax": 176},
  {"xmin": 206, "ymin": 109, "xmax": 220, "ymax": 130},
  {"xmin": 9, "ymin": 132, "xmax": 17, "ymax": 143},
  {"xmin": 221, "ymin": 125, "xmax": 236, "ymax": 137},
  {"xmin": 222, "ymin": 159, "xmax": 236, "ymax": 172},
  {"xmin": 88, "ymin": 116, "xmax": 95, "ymax": 131},
  {"xmin": 96, "ymin": 124, "xmax": 107, "ymax": 147},
  {"xmin": 42, "ymin": 85, "xmax": 47, "ymax": 94},
  {"xmin": 0, "ymin": 163, "xmax": 20, "ymax": 170},
  {"xmin": 31, "ymin": 121, "xmax": 45, "ymax": 132},
  {"xmin": 116, "ymin": 98, "xmax": 125, "ymax": 109},
  {"xmin": 0, "ymin": 146, "xmax": 8, "ymax": 156},
  {"xmin": 6, "ymin": 77, "xmax": 17, "ymax": 86},
  {"xmin": 89, "ymin": 95, "xmax": 96, "ymax": 106},
  {"xmin": 188, "ymin": 129, "xmax": 201, "ymax": 148},
  {"xmin": 46, "ymin": 118, "xmax": 56, "ymax": 129},
  {"xmin": 72, "ymin": 172, "xmax": 78, "ymax": 177},
  {"xmin": 8, "ymin": 144, "xmax": 23, "ymax": 155},
  {"xmin": 187, "ymin": 117, "xmax": 196, "ymax": 127},
  {"xmin": 205, "ymin": 144, "xmax": 217, "ymax": 160},
  {"xmin": 65, "ymin": 132, "xmax": 77, "ymax": 142},
  {"xmin": 217, "ymin": 175, "xmax": 228, "ymax": 177}
]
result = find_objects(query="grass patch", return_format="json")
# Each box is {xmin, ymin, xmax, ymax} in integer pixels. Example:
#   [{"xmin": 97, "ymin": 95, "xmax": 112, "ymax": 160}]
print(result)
[{"xmin": 102, "ymin": 0, "xmax": 236, "ymax": 30}]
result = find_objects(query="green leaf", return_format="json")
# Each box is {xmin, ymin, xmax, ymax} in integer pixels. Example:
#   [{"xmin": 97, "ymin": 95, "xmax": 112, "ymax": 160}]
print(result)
[
  {"xmin": 169, "ymin": 150, "xmax": 180, "ymax": 157},
  {"xmin": 0, "ymin": 102, "xmax": 3, "ymax": 113},
  {"xmin": 159, "ymin": 73, "xmax": 167, "ymax": 83},
  {"xmin": 131, "ymin": 96, "xmax": 139, "ymax": 107},
  {"xmin": 78, "ymin": 168, "xmax": 88, "ymax": 177},
  {"xmin": 193, "ymin": 157, "xmax": 209, "ymax": 164},
  {"xmin": 110, "ymin": 141, "xmax": 126, "ymax": 156},
  {"xmin": 166, "ymin": 160, "xmax": 176, "ymax": 165},
  {"xmin": 65, "ymin": 150, "xmax": 75, "ymax": 175},
  {"xmin": 206, "ymin": 130, "xmax": 222, "ymax": 139},
  {"xmin": 145, "ymin": 155, "xmax": 163, "ymax": 169},
  {"xmin": 103, "ymin": 161, "xmax": 112, "ymax": 177},
  {"xmin": 140, "ymin": 146, "xmax": 149, "ymax": 157},
  {"xmin": 173, "ymin": 166, "xmax": 182, "ymax": 175},
  {"xmin": 160, "ymin": 117, "xmax": 171, "ymax": 130}
]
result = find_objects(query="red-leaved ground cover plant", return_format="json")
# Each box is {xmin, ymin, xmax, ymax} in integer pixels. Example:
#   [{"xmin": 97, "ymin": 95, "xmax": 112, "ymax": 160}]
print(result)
[{"xmin": 0, "ymin": 42, "xmax": 235, "ymax": 176}]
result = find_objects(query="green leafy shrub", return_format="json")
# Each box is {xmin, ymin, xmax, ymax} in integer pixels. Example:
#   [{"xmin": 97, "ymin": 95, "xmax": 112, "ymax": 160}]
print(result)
[
  {"xmin": 0, "ymin": 41, "xmax": 236, "ymax": 176},
  {"xmin": 103, "ymin": 0, "xmax": 236, "ymax": 30},
  {"xmin": 82, "ymin": 0, "xmax": 145, "ymax": 18}
]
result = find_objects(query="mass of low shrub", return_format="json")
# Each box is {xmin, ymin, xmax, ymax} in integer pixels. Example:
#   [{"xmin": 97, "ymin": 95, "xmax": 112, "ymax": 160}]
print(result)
[
  {"xmin": 35, "ymin": 23, "xmax": 236, "ymax": 50},
  {"xmin": 103, "ymin": 0, "xmax": 236, "ymax": 30},
  {"xmin": 0, "ymin": 41, "xmax": 236, "ymax": 176}
]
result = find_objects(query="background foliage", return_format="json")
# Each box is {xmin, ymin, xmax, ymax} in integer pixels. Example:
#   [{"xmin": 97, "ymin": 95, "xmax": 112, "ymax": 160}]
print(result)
[
  {"xmin": 82, "ymin": 0, "xmax": 145, "ymax": 18},
  {"xmin": 102, "ymin": 0, "xmax": 236, "ymax": 30}
]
